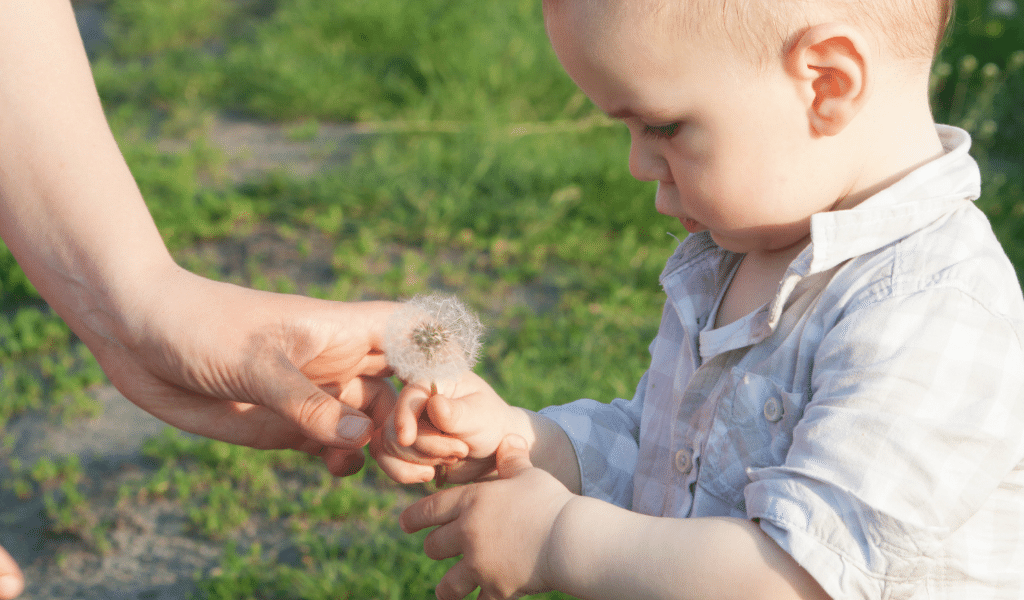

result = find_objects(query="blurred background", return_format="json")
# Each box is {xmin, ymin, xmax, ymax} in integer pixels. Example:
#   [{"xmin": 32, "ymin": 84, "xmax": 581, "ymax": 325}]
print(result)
[{"xmin": 1, "ymin": 0, "xmax": 1021, "ymax": 598}]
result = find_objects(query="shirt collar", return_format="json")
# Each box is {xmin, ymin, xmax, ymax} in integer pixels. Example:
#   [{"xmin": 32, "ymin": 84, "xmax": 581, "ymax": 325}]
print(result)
[
  {"xmin": 764, "ymin": 125, "xmax": 980, "ymax": 333},
  {"xmin": 661, "ymin": 125, "xmax": 982, "ymax": 353},
  {"xmin": 803, "ymin": 125, "xmax": 981, "ymax": 275}
]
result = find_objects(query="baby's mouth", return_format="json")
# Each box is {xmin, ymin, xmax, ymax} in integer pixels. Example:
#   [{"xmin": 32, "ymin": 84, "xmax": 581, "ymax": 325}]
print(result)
[{"xmin": 680, "ymin": 217, "xmax": 703, "ymax": 233}]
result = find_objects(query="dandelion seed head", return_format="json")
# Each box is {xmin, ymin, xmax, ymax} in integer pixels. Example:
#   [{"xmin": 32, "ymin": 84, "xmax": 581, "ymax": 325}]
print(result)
[{"xmin": 383, "ymin": 293, "xmax": 484, "ymax": 383}]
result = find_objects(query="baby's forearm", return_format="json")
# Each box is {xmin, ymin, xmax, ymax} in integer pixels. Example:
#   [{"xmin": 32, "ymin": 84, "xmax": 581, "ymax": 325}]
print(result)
[{"xmin": 546, "ymin": 496, "xmax": 831, "ymax": 600}]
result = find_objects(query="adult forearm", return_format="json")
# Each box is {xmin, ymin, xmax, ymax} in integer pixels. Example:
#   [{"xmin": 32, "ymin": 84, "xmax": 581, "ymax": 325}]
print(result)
[
  {"xmin": 0, "ymin": 0, "xmax": 176, "ymax": 348},
  {"xmin": 547, "ymin": 497, "xmax": 831, "ymax": 600}
]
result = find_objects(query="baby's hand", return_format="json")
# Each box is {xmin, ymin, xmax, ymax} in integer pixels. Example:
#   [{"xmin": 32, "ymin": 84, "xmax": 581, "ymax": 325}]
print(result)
[
  {"xmin": 363, "ymin": 377, "xmax": 469, "ymax": 484},
  {"xmin": 370, "ymin": 371, "xmax": 519, "ymax": 484},
  {"xmin": 400, "ymin": 434, "xmax": 573, "ymax": 600},
  {"xmin": 368, "ymin": 403, "xmax": 470, "ymax": 484}
]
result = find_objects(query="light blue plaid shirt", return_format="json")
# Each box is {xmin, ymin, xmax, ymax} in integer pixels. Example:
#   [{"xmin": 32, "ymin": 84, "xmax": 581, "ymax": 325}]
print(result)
[{"xmin": 540, "ymin": 126, "xmax": 1024, "ymax": 599}]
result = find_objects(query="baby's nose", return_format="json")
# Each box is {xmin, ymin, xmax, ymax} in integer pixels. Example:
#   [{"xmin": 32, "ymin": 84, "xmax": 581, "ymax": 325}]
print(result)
[{"xmin": 628, "ymin": 137, "xmax": 670, "ymax": 182}]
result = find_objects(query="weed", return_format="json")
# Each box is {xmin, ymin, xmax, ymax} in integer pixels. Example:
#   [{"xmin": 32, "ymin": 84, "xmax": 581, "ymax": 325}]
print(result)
[
  {"xmin": 3, "ymin": 1, "xmax": 1020, "ymax": 596},
  {"xmin": 5, "ymin": 455, "xmax": 112, "ymax": 554}
]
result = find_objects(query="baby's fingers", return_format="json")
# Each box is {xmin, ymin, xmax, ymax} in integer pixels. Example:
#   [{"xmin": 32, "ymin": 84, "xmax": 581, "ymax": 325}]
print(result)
[
  {"xmin": 435, "ymin": 559, "xmax": 478, "ymax": 600},
  {"xmin": 412, "ymin": 420, "xmax": 470, "ymax": 461},
  {"xmin": 427, "ymin": 392, "xmax": 497, "ymax": 448},
  {"xmin": 370, "ymin": 431, "xmax": 438, "ymax": 484},
  {"xmin": 426, "ymin": 392, "xmax": 462, "ymax": 434},
  {"xmin": 394, "ymin": 382, "xmax": 431, "ymax": 446},
  {"xmin": 384, "ymin": 406, "xmax": 468, "ymax": 463},
  {"xmin": 374, "ymin": 452, "xmax": 439, "ymax": 484},
  {"xmin": 370, "ymin": 421, "xmax": 467, "ymax": 485},
  {"xmin": 400, "ymin": 484, "xmax": 465, "ymax": 533}
]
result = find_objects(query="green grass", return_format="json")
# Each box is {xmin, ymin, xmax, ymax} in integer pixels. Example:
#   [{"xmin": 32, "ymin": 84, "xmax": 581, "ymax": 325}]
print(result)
[
  {"xmin": 92, "ymin": 0, "xmax": 586, "ymax": 124},
  {"xmin": 2, "ymin": 0, "xmax": 1022, "ymax": 597}
]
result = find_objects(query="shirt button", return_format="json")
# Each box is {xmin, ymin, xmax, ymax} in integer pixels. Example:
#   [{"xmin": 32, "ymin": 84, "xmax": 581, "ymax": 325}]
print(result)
[
  {"xmin": 674, "ymin": 449, "xmax": 692, "ymax": 474},
  {"xmin": 763, "ymin": 396, "xmax": 784, "ymax": 423}
]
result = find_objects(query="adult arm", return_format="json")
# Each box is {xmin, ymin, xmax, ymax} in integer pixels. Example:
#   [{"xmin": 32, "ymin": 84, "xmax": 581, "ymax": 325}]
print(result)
[{"xmin": 0, "ymin": 0, "xmax": 396, "ymax": 468}]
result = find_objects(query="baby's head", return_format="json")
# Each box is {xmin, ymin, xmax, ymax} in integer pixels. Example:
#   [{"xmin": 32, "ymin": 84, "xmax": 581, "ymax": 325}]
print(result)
[
  {"xmin": 544, "ymin": 0, "xmax": 953, "ymax": 254},
  {"xmin": 595, "ymin": 0, "xmax": 952, "ymax": 66}
]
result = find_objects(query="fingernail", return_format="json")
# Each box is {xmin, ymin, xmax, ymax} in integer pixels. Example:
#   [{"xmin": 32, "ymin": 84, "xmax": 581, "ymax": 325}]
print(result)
[{"xmin": 337, "ymin": 415, "xmax": 370, "ymax": 442}]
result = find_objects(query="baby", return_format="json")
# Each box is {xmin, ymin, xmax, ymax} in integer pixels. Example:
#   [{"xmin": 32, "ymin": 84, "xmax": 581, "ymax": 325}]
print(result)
[{"xmin": 373, "ymin": 0, "xmax": 1024, "ymax": 599}]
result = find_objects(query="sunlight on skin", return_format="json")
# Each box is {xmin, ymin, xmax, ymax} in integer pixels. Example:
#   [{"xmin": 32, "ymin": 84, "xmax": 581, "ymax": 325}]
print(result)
[{"xmin": 0, "ymin": 544, "xmax": 24, "ymax": 600}]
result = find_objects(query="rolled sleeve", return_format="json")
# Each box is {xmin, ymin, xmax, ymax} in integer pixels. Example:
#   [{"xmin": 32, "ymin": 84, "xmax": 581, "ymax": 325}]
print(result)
[
  {"xmin": 540, "ymin": 372, "xmax": 647, "ymax": 508},
  {"xmin": 747, "ymin": 469, "xmax": 945, "ymax": 599},
  {"xmin": 746, "ymin": 284, "xmax": 1024, "ymax": 598}
]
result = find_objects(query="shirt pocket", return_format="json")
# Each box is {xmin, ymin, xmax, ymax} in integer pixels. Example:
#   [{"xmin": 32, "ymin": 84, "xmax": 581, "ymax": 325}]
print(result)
[{"xmin": 698, "ymin": 368, "xmax": 806, "ymax": 510}]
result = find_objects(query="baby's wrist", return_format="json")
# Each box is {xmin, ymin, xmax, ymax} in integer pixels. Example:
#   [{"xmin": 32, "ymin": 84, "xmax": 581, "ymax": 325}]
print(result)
[
  {"xmin": 542, "ymin": 494, "xmax": 589, "ymax": 595},
  {"xmin": 503, "ymin": 406, "xmax": 538, "ymax": 448},
  {"xmin": 520, "ymin": 409, "xmax": 581, "ymax": 493}
]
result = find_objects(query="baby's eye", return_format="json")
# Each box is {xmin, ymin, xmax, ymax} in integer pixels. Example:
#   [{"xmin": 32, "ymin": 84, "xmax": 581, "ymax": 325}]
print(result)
[{"xmin": 641, "ymin": 122, "xmax": 682, "ymax": 140}]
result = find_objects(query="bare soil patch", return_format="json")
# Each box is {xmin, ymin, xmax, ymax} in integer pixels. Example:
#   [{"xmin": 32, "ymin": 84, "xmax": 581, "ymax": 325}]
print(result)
[{"xmin": 0, "ymin": 112, "xmax": 384, "ymax": 598}]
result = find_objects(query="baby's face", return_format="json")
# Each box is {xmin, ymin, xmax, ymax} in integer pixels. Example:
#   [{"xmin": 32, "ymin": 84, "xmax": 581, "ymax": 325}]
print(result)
[{"xmin": 544, "ymin": 1, "xmax": 843, "ymax": 254}]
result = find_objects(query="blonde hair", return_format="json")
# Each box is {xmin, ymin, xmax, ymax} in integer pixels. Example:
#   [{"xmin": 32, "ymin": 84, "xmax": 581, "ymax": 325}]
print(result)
[
  {"xmin": 559, "ymin": 0, "xmax": 954, "ymax": 67},
  {"xmin": 708, "ymin": 0, "xmax": 954, "ymax": 64}
]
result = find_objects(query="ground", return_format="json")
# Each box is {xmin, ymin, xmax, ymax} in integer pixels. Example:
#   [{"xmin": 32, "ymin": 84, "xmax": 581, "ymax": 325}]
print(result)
[
  {"xmin": 3, "ymin": 387, "xmax": 222, "ymax": 600},
  {"xmin": 1, "ymin": 117, "xmax": 391, "ymax": 600}
]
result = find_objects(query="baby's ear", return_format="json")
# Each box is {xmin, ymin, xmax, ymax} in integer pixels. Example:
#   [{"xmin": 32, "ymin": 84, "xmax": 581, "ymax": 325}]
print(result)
[{"xmin": 786, "ymin": 23, "xmax": 871, "ymax": 137}]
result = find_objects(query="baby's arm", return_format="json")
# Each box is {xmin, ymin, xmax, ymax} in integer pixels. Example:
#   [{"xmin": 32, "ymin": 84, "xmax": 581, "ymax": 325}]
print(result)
[
  {"xmin": 401, "ymin": 436, "xmax": 832, "ymax": 600},
  {"xmin": 370, "ymin": 371, "xmax": 581, "ymax": 491}
]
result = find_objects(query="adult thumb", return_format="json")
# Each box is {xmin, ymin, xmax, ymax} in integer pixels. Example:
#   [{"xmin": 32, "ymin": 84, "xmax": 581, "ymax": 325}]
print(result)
[
  {"xmin": 268, "ymin": 361, "xmax": 374, "ymax": 449},
  {"xmin": 495, "ymin": 434, "xmax": 532, "ymax": 480}
]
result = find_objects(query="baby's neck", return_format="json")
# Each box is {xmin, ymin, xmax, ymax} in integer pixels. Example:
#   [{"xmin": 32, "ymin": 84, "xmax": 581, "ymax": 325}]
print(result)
[
  {"xmin": 715, "ymin": 240, "xmax": 808, "ymax": 329},
  {"xmin": 837, "ymin": 72, "xmax": 945, "ymax": 210}
]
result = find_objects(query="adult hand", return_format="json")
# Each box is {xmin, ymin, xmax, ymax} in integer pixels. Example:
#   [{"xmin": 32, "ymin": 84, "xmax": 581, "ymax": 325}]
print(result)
[
  {"xmin": 0, "ymin": 0, "xmax": 400, "ymax": 477},
  {"xmin": 0, "ymin": 545, "xmax": 23, "ymax": 600},
  {"xmin": 91, "ymin": 265, "xmax": 399, "ymax": 476},
  {"xmin": 400, "ymin": 435, "xmax": 575, "ymax": 600}
]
